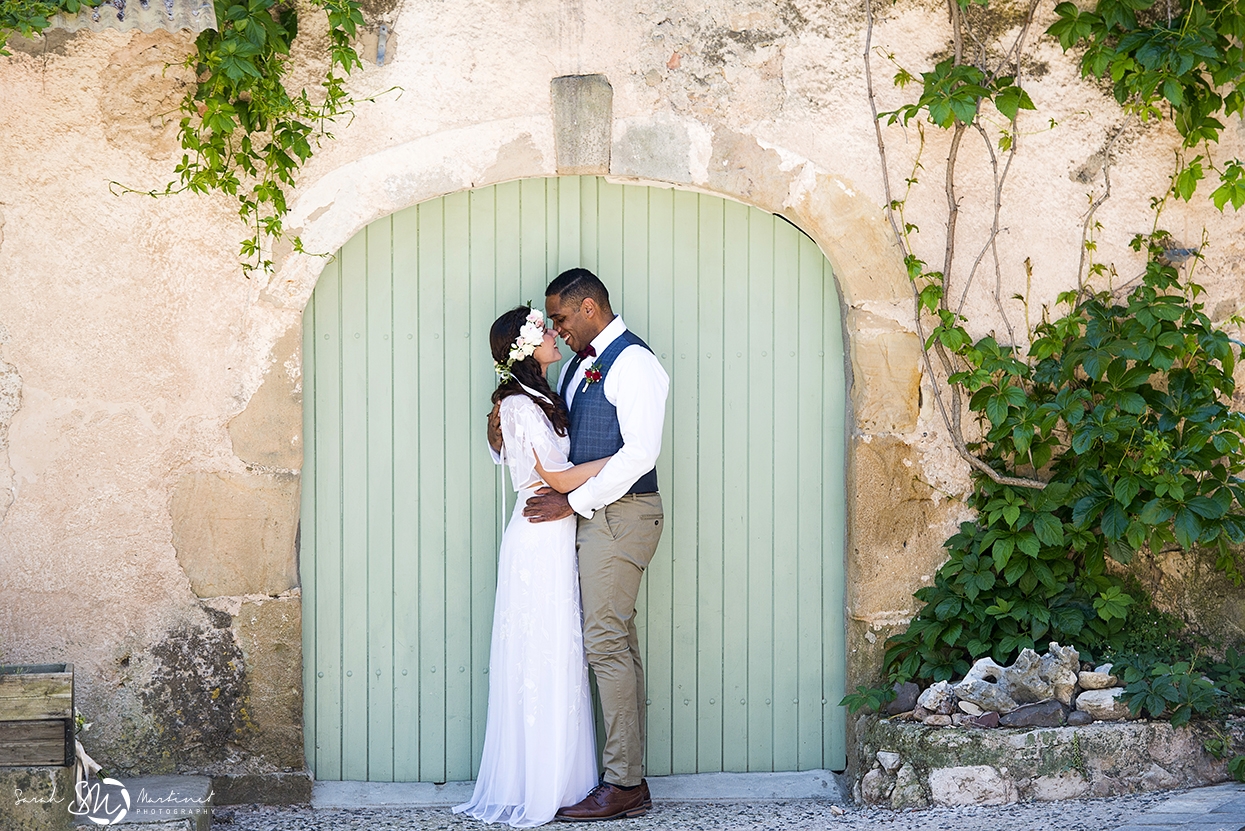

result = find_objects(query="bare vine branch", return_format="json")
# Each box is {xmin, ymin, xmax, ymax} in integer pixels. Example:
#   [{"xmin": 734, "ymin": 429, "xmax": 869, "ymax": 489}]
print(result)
[{"xmin": 863, "ymin": 0, "xmax": 1047, "ymax": 490}]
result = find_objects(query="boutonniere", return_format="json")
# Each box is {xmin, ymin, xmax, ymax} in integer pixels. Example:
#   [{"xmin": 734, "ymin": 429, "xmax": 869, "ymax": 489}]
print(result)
[{"xmin": 583, "ymin": 361, "xmax": 603, "ymax": 386}]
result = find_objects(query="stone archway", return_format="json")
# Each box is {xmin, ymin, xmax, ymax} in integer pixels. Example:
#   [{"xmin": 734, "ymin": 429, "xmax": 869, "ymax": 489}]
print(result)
[{"xmin": 251, "ymin": 86, "xmax": 926, "ymax": 778}]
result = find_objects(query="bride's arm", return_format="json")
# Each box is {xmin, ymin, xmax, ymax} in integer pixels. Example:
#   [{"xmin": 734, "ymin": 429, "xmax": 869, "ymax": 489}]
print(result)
[{"xmin": 533, "ymin": 450, "xmax": 613, "ymax": 494}]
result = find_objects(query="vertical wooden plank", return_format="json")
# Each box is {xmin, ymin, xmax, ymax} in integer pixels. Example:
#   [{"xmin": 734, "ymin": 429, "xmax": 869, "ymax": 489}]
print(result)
[
  {"xmin": 366, "ymin": 216, "xmax": 396, "ymax": 781},
  {"xmin": 695, "ymin": 195, "xmax": 725, "ymax": 774},
  {"xmin": 576, "ymin": 177, "xmax": 599, "ymax": 273},
  {"xmin": 311, "ymin": 255, "xmax": 344, "ymax": 780},
  {"xmin": 796, "ymin": 236, "xmax": 826, "ymax": 770},
  {"xmin": 821, "ymin": 253, "xmax": 848, "ymax": 771},
  {"xmin": 300, "ymin": 296, "xmax": 318, "ymax": 777},
  {"xmin": 417, "ymin": 200, "xmax": 448, "ymax": 782},
  {"xmin": 338, "ymin": 231, "xmax": 371, "ymax": 780},
  {"xmin": 519, "ymin": 179, "xmax": 550, "ymax": 304},
  {"xmin": 556, "ymin": 176, "xmax": 581, "ymax": 272},
  {"xmin": 614, "ymin": 185, "xmax": 647, "ymax": 315},
  {"xmin": 391, "ymin": 205, "xmax": 422, "ymax": 781},
  {"xmin": 594, "ymin": 178, "xmax": 623, "ymax": 290},
  {"xmin": 442, "ymin": 190, "xmax": 475, "ymax": 780},
  {"xmin": 468, "ymin": 186, "xmax": 500, "ymax": 774},
  {"xmin": 745, "ymin": 212, "xmax": 775, "ymax": 771},
  {"xmin": 637, "ymin": 186, "xmax": 672, "ymax": 776},
  {"xmin": 769, "ymin": 220, "xmax": 802, "ymax": 773},
  {"xmin": 720, "ymin": 199, "xmax": 750, "ymax": 772},
  {"xmin": 669, "ymin": 190, "xmax": 700, "ymax": 775}
]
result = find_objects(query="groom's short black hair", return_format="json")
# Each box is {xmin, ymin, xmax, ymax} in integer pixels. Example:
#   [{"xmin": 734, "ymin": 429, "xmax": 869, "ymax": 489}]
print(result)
[{"xmin": 546, "ymin": 268, "xmax": 611, "ymax": 313}]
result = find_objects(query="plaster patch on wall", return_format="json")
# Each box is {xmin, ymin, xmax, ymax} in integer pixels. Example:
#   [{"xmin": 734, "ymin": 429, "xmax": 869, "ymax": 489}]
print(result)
[
  {"xmin": 0, "ymin": 323, "xmax": 21, "ymax": 523},
  {"xmin": 613, "ymin": 112, "xmax": 696, "ymax": 183},
  {"xmin": 228, "ymin": 324, "xmax": 303, "ymax": 471},
  {"xmin": 481, "ymin": 132, "xmax": 547, "ymax": 185},
  {"xmin": 100, "ymin": 32, "xmax": 196, "ymax": 160},
  {"xmin": 688, "ymin": 119, "xmax": 714, "ymax": 182}
]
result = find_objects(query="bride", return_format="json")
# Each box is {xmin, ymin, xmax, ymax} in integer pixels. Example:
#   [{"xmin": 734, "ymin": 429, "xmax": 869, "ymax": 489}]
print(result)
[{"xmin": 454, "ymin": 306, "xmax": 604, "ymax": 827}]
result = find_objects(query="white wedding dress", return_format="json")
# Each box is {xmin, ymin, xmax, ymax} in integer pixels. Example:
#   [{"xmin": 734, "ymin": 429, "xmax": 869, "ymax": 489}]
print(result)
[{"xmin": 453, "ymin": 391, "xmax": 598, "ymax": 827}]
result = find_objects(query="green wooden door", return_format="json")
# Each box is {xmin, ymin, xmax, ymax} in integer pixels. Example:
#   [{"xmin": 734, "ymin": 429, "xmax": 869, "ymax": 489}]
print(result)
[{"xmin": 301, "ymin": 177, "xmax": 846, "ymax": 782}]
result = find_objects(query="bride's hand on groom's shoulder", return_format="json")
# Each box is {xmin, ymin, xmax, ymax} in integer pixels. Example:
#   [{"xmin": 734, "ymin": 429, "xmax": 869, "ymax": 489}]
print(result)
[{"xmin": 523, "ymin": 487, "xmax": 574, "ymax": 522}]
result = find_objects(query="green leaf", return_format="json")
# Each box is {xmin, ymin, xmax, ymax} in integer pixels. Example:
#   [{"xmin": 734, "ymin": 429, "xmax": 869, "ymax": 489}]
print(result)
[
  {"xmin": 1174, "ymin": 507, "xmax": 1202, "ymax": 549},
  {"xmin": 1101, "ymin": 502, "xmax": 1129, "ymax": 539},
  {"xmin": 1033, "ymin": 512, "xmax": 1065, "ymax": 545},
  {"xmin": 994, "ymin": 84, "xmax": 1036, "ymax": 120},
  {"xmin": 1113, "ymin": 476, "xmax": 1141, "ymax": 508}
]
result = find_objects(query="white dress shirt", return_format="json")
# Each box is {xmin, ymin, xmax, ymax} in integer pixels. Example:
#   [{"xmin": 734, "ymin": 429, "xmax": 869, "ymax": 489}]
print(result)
[{"xmin": 559, "ymin": 316, "xmax": 669, "ymax": 519}]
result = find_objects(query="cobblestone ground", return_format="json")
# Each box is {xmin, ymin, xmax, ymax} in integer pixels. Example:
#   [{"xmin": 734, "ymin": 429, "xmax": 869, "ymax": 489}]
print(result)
[{"xmin": 213, "ymin": 790, "xmax": 1173, "ymax": 831}]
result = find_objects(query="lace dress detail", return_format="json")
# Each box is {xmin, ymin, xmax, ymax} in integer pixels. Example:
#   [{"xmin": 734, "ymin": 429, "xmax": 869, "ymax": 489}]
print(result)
[{"xmin": 453, "ymin": 394, "xmax": 597, "ymax": 827}]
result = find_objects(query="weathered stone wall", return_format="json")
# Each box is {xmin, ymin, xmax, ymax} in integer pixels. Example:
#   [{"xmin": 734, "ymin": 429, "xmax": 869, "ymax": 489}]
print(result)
[
  {"xmin": 0, "ymin": 0, "xmax": 1241, "ymax": 784},
  {"xmin": 856, "ymin": 716, "xmax": 1245, "ymax": 807}
]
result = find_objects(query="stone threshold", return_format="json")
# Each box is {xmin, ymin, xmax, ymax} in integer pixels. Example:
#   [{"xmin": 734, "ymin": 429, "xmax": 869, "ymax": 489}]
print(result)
[
  {"xmin": 855, "ymin": 715, "xmax": 1245, "ymax": 809},
  {"xmin": 312, "ymin": 769, "xmax": 851, "ymax": 808}
]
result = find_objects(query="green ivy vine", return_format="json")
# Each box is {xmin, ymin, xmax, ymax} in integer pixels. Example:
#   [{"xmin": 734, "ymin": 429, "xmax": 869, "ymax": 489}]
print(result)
[
  {"xmin": 855, "ymin": 0, "xmax": 1245, "ymax": 752},
  {"xmin": 2, "ymin": 0, "xmax": 366, "ymax": 274},
  {"xmin": 173, "ymin": 0, "xmax": 365, "ymax": 273}
]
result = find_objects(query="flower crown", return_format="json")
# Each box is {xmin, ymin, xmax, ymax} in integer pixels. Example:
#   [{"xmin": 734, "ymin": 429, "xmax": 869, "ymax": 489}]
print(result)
[{"xmin": 494, "ymin": 307, "xmax": 546, "ymax": 382}]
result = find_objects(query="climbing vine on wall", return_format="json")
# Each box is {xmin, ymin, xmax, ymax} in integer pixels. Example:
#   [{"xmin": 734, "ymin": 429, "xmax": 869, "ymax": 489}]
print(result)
[
  {"xmin": 2, "ymin": 0, "xmax": 366, "ymax": 275},
  {"xmin": 171, "ymin": 0, "xmax": 365, "ymax": 274},
  {"xmin": 858, "ymin": 0, "xmax": 1245, "ymax": 689}
]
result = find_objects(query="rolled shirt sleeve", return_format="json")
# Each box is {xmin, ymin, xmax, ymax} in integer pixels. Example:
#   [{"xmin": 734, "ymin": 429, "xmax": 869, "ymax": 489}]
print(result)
[{"xmin": 567, "ymin": 344, "xmax": 669, "ymax": 518}]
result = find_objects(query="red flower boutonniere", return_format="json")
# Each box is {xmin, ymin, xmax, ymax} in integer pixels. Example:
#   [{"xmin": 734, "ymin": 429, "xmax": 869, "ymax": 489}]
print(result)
[{"xmin": 583, "ymin": 362, "xmax": 603, "ymax": 386}]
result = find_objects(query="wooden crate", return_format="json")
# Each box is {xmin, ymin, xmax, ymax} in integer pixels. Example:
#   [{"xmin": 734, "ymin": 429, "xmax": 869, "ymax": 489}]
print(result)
[{"xmin": 0, "ymin": 664, "xmax": 74, "ymax": 767}]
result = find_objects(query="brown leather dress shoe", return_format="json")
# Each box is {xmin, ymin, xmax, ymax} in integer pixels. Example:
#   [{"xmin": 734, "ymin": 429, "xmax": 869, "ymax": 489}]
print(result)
[{"xmin": 555, "ymin": 782, "xmax": 650, "ymax": 821}]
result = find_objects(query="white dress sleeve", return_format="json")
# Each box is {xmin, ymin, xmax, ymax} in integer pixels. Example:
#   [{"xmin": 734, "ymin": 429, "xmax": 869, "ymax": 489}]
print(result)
[{"xmin": 499, "ymin": 396, "xmax": 573, "ymax": 492}]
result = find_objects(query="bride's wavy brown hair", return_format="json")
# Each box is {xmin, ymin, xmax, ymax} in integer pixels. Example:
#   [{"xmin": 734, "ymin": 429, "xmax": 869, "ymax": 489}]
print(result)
[{"xmin": 490, "ymin": 306, "xmax": 569, "ymax": 436}]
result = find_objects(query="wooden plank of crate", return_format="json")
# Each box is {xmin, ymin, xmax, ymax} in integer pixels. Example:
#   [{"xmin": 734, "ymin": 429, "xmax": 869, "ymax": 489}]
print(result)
[
  {"xmin": 0, "ymin": 666, "xmax": 73, "ymax": 722},
  {"xmin": 0, "ymin": 719, "xmax": 72, "ymax": 767}
]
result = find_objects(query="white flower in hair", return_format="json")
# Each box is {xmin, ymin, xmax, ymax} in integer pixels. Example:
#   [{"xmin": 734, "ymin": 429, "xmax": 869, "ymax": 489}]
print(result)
[{"xmin": 495, "ymin": 308, "xmax": 547, "ymax": 381}]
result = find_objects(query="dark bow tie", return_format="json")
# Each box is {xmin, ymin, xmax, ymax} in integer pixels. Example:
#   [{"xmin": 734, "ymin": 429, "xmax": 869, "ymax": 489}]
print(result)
[{"xmin": 576, "ymin": 345, "xmax": 596, "ymax": 360}]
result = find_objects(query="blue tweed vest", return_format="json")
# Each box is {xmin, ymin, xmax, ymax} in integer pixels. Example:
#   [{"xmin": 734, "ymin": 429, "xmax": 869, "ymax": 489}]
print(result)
[{"xmin": 560, "ymin": 329, "xmax": 659, "ymax": 495}]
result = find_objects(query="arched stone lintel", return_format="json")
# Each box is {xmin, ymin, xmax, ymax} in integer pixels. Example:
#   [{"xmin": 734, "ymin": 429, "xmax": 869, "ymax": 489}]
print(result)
[{"xmin": 272, "ymin": 113, "xmax": 922, "ymax": 438}]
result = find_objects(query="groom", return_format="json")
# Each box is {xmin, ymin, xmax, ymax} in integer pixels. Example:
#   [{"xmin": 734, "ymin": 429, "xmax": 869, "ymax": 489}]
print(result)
[{"xmin": 491, "ymin": 267, "xmax": 669, "ymax": 821}]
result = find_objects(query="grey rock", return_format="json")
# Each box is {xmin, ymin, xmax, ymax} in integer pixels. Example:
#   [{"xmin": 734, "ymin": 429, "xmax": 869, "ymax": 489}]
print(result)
[
  {"xmin": 1042, "ymin": 643, "xmax": 1081, "ymax": 705},
  {"xmin": 999, "ymin": 700, "xmax": 1067, "ymax": 728},
  {"xmin": 1005, "ymin": 649, "xmax": 1055, "ymax": 703},
  {"xmin": 1078, "ymin": 669, "xmax": 1119, "ymax": 690},
  {"xmin": 928, "ymin": 765, "xmax": 1018, "ymax": 806},
  {"xmin": 954, "ymin": 644, "xmax": 1081, "ymax": 713},
  {"xmin": 966, "ymin": 711, "xmax": 1000, "ymax": 728},
  {"xmin": 1067, "ymin": 709, "xmax": 1094, "ymax": 725},
  {"xmin": 860, "ymin": 767, "xmax": 893, "ymax": 805},
  {"xmin": 955, "ymin": 657, "xmax": 1019, "ymax": 712},
  {"xmin": 876, "ymin": 750, "xmax": 902, "ymax": 773},
  {"xmin": 917, "ymin": 680, "xmax": 954, "ymax": 713},
  {"xmin": 958, "ymin": 700, "xmax": 984, "ymax": 716},
  {"xmin": 1076, "ymin": 687, "xmax": 1132, "ymax": 720},
  {"xmin": 1139, "ymin": 762, "xmax": 1179, "ymax": 791},
  {"xmin": 891, "ymin": 763, "xmax": 929, "ymax": 810},
  {"xmin": 886, "ymin": 681, "xmax": 920, "ymax": 715}
]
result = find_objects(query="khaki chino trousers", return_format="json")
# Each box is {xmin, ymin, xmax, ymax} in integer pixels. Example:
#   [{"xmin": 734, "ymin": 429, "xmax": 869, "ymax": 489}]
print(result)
[{"xmin": 576, "ymin": 491, "xmax": 664, "ymax": 788}]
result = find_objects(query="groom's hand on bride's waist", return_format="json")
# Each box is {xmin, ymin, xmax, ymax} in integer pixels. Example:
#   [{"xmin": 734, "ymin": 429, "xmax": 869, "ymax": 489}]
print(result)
[{"xmin": 523, "ymin": 487, "xmax": 574, "ymax": 522}]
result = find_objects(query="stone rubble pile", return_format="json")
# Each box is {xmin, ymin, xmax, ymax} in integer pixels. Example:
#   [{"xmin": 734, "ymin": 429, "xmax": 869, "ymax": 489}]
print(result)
[{"xmin": 886, "ymin": 643, "xmax": 1131, "ymax": 728}]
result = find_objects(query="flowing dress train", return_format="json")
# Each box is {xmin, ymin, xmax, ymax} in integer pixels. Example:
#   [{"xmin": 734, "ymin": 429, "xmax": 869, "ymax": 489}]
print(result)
[{"xmin": 453, "ymin": 392, "xmax": 598, "ymax": 827}]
